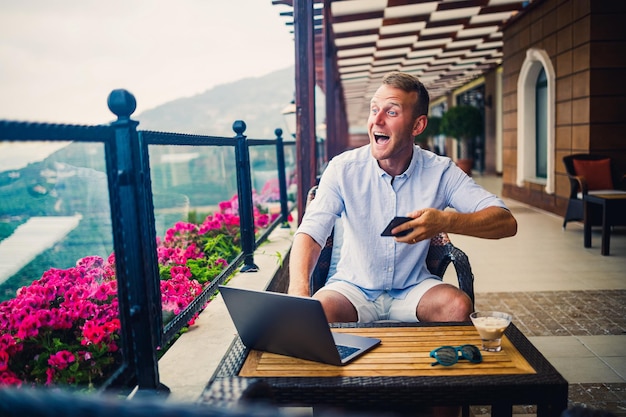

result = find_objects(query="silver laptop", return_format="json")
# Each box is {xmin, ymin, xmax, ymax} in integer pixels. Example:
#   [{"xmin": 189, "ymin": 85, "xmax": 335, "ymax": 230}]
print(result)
[{"xmin": 219, "ymin": 286, "xmax": 381, "ymax": 366}]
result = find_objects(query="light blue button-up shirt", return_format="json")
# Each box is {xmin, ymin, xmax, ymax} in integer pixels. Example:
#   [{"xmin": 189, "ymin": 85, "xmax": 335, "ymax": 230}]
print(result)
[{"xmin": 296, "ymin": 145, "xmax": 508, "ymax": 301}]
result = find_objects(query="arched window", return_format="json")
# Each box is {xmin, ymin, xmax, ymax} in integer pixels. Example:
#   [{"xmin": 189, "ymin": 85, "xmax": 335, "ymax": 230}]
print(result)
[
  {"xmin": 516, "ymin": 48, "xmax": 555, "ymax": 194},
  {"xmin": 535, "ymin": 68, "xmax": 548, "ymax": 179}
]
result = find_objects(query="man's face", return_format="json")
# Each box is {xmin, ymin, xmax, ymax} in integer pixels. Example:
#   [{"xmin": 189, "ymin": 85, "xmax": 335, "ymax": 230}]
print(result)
[{"xmin": 367, "ymin": 84, "xmax": 426, "ymax": 169}]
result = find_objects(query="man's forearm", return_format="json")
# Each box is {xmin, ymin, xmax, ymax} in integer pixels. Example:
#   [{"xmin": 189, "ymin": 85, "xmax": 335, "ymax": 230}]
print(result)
[
  {"xmin": 288, "ymin": 233, "xmax": 322, "ymax": 297},
  {"xmin": 446, "ymin": 206, "xmax": 517, "ymax": 239}
]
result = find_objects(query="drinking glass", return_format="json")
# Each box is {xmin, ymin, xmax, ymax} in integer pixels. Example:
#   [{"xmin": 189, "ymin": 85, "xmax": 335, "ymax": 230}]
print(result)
[{"xmin": 469, "ymin": 311, "xmax": 512, "ymax": 352}]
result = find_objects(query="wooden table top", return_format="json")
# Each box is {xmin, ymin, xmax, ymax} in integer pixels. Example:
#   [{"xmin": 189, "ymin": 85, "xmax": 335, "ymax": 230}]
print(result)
[
  {"xmin": 239, "ymin": 325, "xmax": 536, "ymax": 378},
  {"xmin": 586, "ymin": 192, "xmax": 626, "ymax": 201}
]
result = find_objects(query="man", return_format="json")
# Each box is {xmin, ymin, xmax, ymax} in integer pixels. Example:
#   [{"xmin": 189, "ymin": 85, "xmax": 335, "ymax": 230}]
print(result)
[{"xmin": 289, "ymin": 71, "xmax": 517, "ymax": 323}]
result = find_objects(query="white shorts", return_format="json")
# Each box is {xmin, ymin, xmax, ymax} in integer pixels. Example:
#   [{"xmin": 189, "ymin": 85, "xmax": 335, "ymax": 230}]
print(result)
[{"xmin": 315, "ymin": 279, "xmax": 444, "ymax": 323}]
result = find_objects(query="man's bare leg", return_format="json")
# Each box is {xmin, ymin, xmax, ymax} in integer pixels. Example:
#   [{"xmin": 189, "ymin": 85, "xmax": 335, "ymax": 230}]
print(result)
[
  {"xmin": 315, "ymin": 290, "xmax": 358, "ymax": 322},
  {"xmin": 416, "ymin": 284, "xmax": 473, "ymax": 322}
]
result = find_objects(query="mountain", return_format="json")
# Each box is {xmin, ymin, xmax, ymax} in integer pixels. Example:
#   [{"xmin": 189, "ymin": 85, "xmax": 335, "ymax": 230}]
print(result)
[{"xmin": 136, "ymin": 66, "xmax": 295, "ymax": 139}]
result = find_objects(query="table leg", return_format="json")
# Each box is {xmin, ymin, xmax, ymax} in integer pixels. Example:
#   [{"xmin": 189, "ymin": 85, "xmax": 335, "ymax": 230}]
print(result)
[
  {"xmin": 491, "ymin": 403, "xmax": 512, "ymax": 417},
  {"xmin": 537, "ymin": 384, "xmax": 569, "ymax": 417},
  {"xmin": 601, "ymin": 201, "xmax": 610, "ymax": 256},
  {"xmin": 583, "ymin": 199, "xmax": 592, "ymax": 248},
  {"xmin": 537, "ymin": 398, "xmax": 569, "ymax": 417}
]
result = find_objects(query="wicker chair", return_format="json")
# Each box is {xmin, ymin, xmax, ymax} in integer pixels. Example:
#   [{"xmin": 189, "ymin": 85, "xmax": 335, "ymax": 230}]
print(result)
[
  {"xmin": 562, "ymin": 154, "xmax": 626, "ymax": 229},
  {"xmin": 306, "ymin": 186, "xmax": 475, "ymax": 305}
]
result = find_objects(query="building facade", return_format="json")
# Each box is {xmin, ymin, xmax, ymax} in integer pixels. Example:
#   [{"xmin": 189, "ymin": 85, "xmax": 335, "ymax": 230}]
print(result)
[{"xmin": 499, "ymin": 0, "xmax": 626, "ymax": 215}]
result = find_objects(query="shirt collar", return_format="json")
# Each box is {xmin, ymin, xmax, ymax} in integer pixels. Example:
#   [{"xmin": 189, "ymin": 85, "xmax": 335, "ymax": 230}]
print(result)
[{"xmin": 373, "ymin": 145, "xmax": 419, "ymax": 179}]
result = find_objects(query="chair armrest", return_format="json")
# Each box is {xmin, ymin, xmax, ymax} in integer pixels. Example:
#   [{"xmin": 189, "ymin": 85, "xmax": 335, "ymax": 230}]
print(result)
[
  {"xmin": 448, "ymin": 245, "xmax": 475, "ymax": 305},
  {"xmin": 426, "ymin": 242, "xmax": 475, "ymax": 306},
  {"xmin": 567, "ymin": 173, "xmax": 589, "ymax": 196},
  {"xmin": 309, "ymin": 230, "xmax": 334, "ymax": 295}
]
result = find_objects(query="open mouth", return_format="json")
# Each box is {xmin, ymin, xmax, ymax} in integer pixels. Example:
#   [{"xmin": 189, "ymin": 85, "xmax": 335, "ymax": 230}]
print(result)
[{"xmin": 374, "ymin": 133, "xmax": 390, "ymax": 144}]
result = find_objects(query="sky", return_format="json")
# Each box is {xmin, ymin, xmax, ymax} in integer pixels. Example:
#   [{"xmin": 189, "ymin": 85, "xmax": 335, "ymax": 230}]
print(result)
[{"xmin": 0, "ymin": 0, "xmax": 295, "ymax": 125}]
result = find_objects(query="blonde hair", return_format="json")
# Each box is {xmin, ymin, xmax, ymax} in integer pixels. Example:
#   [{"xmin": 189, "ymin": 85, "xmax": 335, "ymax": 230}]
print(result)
[{"xmin": 381, "ymin": 72, "xmax": 430, "ymax": 118}]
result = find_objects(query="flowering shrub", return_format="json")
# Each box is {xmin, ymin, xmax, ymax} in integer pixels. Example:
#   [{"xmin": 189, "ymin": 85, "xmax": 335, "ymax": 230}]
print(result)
[
  {"xmin": 0, "ymin": 190, "xmax": 290, "ymax": 389},
  {"xmin": 0, "ymin": 256, "xmax": 120, "ymax": 387}
]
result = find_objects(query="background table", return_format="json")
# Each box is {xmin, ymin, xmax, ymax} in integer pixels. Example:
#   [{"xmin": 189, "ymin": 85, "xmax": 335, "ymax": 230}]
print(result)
[
  {"xmin": 202, "ymin": 322, "xmax": 568, "ymax": 417},
  {"xmin": 584, "ymin": 193, "xmax": 626, "ymax": 255}
]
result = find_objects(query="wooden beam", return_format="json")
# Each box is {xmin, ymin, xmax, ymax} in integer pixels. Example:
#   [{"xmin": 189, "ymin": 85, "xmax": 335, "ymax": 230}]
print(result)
[{"xmin": 294, "ymin": 0, "xmax": 317, "ymax": 224}]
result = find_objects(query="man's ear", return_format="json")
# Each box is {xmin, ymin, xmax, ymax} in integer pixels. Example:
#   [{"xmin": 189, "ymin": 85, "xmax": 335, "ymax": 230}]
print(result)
[{"xmin": 412, "ymin": 115, "xmax": 428, "ymax": 137}]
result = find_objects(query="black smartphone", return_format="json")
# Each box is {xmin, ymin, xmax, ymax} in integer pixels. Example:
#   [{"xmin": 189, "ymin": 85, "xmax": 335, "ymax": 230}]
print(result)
[{"xmin": 381, "ymin": 216, "xmax": 413, "ymax": 237}]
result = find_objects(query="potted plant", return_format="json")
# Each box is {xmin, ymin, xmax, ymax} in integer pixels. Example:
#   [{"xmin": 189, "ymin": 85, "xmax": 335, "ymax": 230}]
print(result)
[{"xmin": 440, "ymin": 105, "xmax": 483, "ymax": 175}]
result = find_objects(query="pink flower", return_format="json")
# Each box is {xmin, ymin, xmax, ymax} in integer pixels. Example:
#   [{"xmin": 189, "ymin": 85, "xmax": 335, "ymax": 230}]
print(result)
[
  {"xmin": 0, "ymin": 351, "xmax": 9, "ymax": 372},
  {"xmin": 0, "ymin": 334, "xmax": 16, "ymax": 353},
  {"xmin": 46, "ymin": 368, "xmax": 55, "ymax": 385},
  {"xmin": 17, "ymin": 315, "xmax": 41, "ymax": 340},
  {"xmin": 76, "ymin": 256, "xmax": 104, "ymax": 270},
  {"xmin": 218, "ymin": 200, "xmax": 232, "ymax": 211},
  {"xmin": 0, "ymin": 371, "xmax": 22, "ymax": 387},
  {"xmin": 48, "ymin": 350, "xmax": 76, "ymax": 370},
  {"xmin": 104, "ymin": 253, "xmax": 116, "ymax": 277},
  {"xmin": 170, "ymin": 266, "xmax": 192, "ymax": 279},
  {"xmin": 93, "ymin": 281, "xmax": 116, "ymax": 301},
  {"xmin": 199, "ymin": 218, "xmax": 222, "ymax": 232},
  {"xmin": 224, "ymin": 215, "xmax": 240, "ymax": 226},
  {"xmin": 103, "ymin": 319, "xmax": 121, "ymax": 334},
  {"xmin": 81, "ymin": 321, "xmax": 106, "ymax": 345},
  {"xmin": 35, "ymin": 309, "xmax": 55, "ymax": 327},
  {"xmin": 255, "ymin": 213, "xmax": 270, "ymax": 229}
]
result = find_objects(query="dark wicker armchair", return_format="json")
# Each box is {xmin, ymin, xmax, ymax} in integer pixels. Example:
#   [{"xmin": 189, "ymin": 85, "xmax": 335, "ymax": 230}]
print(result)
[
  {"xmin": 562, "ymin": 154, "xmax": 626, "ymax": 229},
  {"xmin": 306, "ymin": 186, "xmax": 475, "ymax": 305}
]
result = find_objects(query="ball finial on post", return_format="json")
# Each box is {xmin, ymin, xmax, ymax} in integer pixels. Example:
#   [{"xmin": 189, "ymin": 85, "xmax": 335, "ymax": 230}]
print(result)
[
  {"xmin": 107, "ymin": 89, "xmax": 137, "ymax": 121},
  {"xmin": 232, "ymin": 120, "xmax": 247, "ymax": 136}
]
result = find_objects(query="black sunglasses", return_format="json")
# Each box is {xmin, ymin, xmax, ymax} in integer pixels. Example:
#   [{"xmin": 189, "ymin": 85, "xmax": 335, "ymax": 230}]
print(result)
[{"xmin": 430, "ymin": 344, "xmax": 483, "ymax": 366}]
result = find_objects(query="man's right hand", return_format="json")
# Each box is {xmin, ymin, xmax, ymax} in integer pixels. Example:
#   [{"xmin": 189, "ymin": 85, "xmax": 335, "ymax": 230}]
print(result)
[
  {"xmin": 287, "ymin": 282, "xmax": 310, "ymax": 297},
  {"xmin": 287, "ymin": 233, "xmax": 322, "ymax": 298}
]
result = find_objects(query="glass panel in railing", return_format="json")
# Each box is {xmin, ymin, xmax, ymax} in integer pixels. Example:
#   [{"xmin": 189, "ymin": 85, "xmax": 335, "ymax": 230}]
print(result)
[
  {"xmin": 148, "ymin": 144, "xmax": 241, "ymax": 305},
  {"xmin": 250, "ymin": 144, "xmax": 280, "ymax": 221},
  {"xmin": 249, "ymin": 143, "xmax": 297, "ymax": 222},
  {"xmin": 0, "ymin": 140, "xmax": 121, "ymax": 388},
  {"xmin": 283, "ymin": 140, "xmax": 298, "ymax": 199}
]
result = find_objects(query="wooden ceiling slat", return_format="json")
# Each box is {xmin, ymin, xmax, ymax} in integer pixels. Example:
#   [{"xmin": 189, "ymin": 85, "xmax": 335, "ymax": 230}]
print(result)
[
  {"xmin": 387, "ymin": 0, "xmax": 429, "ymax": 6},
  {"xmin": 424, "ymin": 17, "xmax": 470, "ymax": 28},
  {"xmin": 436, "ymin": 0, "xmax": 489, "ymax": 11},
  {"xmin": 331, "ymin": 11, "xmax": 385, "ymax": 24},
  {"xmin": 334, "ymin": 28, "xmax": 379, "ymax": 38},
  {"xmin": 479, "ymin": 3, "xmax": 528, "ymax": 15},
  {"xmin": 383, "ymin": 15, "xmax": 431, "ymax": 26}
]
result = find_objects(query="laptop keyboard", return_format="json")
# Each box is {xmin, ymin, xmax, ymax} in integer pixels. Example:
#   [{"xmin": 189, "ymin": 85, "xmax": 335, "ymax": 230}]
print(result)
[{"xmin": 336, "ymin": 344, "xmax": 360, "ymax": 359}]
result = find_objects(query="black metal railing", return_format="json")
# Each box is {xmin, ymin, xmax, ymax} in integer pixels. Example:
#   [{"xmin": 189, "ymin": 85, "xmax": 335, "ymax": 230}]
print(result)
[{"xmin": 0, "ymin": 89, "xmax": 295, "ymax": 395}]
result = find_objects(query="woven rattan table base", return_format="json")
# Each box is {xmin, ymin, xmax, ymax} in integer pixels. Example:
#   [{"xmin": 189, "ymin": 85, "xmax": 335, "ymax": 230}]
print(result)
[{"xmin": 203, "ymin": 322, "xmax": 568, "ymax": 416}]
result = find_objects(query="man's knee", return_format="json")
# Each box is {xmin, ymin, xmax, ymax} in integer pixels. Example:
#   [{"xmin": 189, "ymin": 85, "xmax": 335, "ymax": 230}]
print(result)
[
  {"xmin": 448, "ymin": 291, "xmax": 473, "ymax": 321},
  {"xmin": 315, "ymin": 290, "xmax": 358, "ymax": 322},
  {"xmin": 417, "ymin": 285, "xmax": 472, "ymax": 322}
]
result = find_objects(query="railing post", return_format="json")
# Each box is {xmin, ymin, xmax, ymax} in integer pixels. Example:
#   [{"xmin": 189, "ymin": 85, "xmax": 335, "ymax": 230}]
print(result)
[
  {"xmin": 274, "ymin": 128, "xmax": 290, "ymax": 228},
  {"xmin": 106, "ymin": 89, "xmax": 167, "ymax": 395},
  {"xmin": 233, "ymin": 120, "xmax": 258, "ymax": 272}
]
